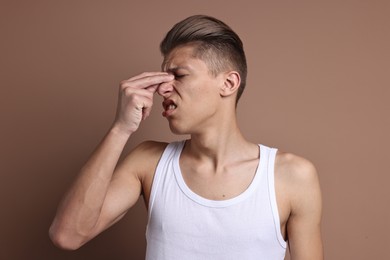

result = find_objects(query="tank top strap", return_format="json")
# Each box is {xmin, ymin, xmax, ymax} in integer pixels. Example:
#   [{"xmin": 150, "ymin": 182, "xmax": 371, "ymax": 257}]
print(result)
[
  {"xmin": 147, "ymin": 141, "xmax": 184, "ymax": 218},
  {"xmin": 264, "ymin": 146, "xmax": 286, "ymax": 248}
]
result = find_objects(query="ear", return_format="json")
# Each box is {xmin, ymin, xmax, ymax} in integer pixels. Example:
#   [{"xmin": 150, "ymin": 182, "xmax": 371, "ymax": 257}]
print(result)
[{"xmin": 220, "ymin": 71, "xmax": 241, "ymax": 97}]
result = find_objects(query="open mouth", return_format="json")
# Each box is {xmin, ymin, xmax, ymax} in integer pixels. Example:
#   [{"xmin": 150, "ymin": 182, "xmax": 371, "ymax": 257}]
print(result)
[{"xmin": 162, "ymin": 99, "xmax": 177, "ymax": 117}]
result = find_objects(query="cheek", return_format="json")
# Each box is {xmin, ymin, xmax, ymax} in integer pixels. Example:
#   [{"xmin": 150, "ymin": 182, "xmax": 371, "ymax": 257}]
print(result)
[
  {"xmin": 196, "ymin": 80, "xmax": 221, "ymax": 97},
  {"xmin": 205, "ymin": 84, "xmax": 222, "ymax": 104}
]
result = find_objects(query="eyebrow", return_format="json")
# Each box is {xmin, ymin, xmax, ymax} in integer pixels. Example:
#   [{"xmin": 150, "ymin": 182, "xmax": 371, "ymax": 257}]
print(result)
[{"xmin": 164, "ymin": 66, "xmax": 191, "ymax": 73}]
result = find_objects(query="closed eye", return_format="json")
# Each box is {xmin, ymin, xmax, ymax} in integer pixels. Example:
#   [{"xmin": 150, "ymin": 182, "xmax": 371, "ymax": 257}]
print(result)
[
  {"xmin": 174, "ymin": 74, "xmax": 186, "ymax": 79},
  {"xmin": 165, "ymin": 66, "xmax": 190, "ymax": 80}
]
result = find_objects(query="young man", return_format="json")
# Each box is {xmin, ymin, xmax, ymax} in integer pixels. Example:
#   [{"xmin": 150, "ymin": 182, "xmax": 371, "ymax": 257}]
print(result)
[{"xmin": 49, "ymin": 15, "xmax": 323, "ymax": 259}]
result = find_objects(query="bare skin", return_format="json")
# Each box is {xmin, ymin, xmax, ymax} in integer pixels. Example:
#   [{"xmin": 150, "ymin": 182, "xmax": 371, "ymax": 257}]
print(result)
[{"xmin": 49, "ymin": 45, "xmax": 323, "ymax": 259}]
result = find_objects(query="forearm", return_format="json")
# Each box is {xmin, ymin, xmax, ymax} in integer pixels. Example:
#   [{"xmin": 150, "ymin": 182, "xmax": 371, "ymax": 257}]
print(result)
[
  {"xmin": 49, "ymin": 72, "xmax": 173, "ymax": 249},
  {"xmin": 49, "ymin": 125, "xmax": 131, "ymax": 248}
]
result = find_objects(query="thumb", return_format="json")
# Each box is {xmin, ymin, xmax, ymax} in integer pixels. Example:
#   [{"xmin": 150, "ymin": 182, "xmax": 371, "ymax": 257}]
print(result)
[{"xmin": 142, "ymin": 106, "xmax": 152, "ymax": 120}]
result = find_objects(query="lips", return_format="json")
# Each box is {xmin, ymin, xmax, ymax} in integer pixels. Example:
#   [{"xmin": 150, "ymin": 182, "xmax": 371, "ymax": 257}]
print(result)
[{"xmin": 162, "ymin": 99, "xmax": 177, "ymax": 117}]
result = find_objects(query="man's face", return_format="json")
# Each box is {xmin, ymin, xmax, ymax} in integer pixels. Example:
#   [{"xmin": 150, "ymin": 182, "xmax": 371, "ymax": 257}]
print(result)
[{"xmin": 158, "ymin": 45, "xmax": 225, "ymax": 135}]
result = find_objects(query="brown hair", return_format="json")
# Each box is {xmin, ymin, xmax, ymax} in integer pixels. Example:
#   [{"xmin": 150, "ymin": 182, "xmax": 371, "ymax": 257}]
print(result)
[{"xmin": 160, "ymin": 15, "xmax": 247, "ymax": 102}]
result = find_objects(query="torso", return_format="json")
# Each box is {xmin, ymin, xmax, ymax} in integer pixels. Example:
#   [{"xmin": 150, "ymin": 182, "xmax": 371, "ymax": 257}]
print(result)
[{"xmin": 140, "ymin": 140, "xmax": 292, "ymax": 242}]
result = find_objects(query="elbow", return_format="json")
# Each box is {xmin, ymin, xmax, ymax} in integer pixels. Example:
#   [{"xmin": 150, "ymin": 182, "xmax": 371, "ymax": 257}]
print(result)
[{"xmin": 49, "ymin": 225, "xmax": 84, "ymax": 251}]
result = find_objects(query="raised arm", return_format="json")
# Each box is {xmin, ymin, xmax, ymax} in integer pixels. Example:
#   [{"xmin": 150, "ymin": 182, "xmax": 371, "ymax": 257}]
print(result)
[{"xmin": 49, "ymin": 72, "xmax": 174, "ymax": 250}]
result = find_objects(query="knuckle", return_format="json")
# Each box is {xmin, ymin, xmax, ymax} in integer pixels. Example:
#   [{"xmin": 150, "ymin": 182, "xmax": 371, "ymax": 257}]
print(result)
[
  {"xmin": 129, "ymin": 93, "xmax": 139, "ymax": 103},
  {"xmin": 124, "ymin": 87, "xmax": 134, "ymax": 96},
  {"xmin": 119, "ymin": 80, "xmax": 128, "ymax": 88}
]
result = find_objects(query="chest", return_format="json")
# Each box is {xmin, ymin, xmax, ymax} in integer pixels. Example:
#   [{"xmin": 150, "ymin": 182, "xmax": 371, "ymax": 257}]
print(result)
[
  {"xmin": 180, "ymin": 159, "xmax": 259, "ymax": 201},
  {"xmin": 146, "ymin": 162, "xmax": 286, "ymax": 258}
]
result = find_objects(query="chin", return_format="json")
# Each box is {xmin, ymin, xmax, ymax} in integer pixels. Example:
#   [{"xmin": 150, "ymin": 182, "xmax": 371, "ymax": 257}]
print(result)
[
  {"xmin": 168, "ymin": 121, "xmax": 191, "ymax": 135},
  {"xmin": 169, "ymin": 125, "xmax": 188, "ymax": 135}
]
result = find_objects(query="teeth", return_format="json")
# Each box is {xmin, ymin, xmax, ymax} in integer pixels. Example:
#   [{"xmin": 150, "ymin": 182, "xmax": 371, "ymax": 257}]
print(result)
[{"xmin": 168, "ymin": 104, "xmax": 177, "ymax": 110}]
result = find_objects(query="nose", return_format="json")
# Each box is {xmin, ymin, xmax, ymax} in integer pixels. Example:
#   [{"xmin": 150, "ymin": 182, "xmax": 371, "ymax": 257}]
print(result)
[{"xmin": 157, "ymin": 81, "xmax": 174, "ymax": 97}]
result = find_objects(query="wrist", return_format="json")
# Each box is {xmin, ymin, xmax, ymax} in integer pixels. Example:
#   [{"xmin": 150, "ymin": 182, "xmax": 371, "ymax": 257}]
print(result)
[{"xmin": 109, "ymin": 123, "xmax": 134, "ymax": 140}]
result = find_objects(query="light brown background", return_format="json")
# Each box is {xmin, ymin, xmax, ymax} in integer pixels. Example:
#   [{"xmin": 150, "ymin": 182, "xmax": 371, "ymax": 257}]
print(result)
[{"xmin": 1, "ymin": 1, "xmax": 389, "ymax": 259}]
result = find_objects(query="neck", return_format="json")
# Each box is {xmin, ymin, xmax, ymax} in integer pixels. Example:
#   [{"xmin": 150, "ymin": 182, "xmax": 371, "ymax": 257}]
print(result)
[{"xmin": 184, "ymin": 110, "xmax": 256, "ymax": 170}]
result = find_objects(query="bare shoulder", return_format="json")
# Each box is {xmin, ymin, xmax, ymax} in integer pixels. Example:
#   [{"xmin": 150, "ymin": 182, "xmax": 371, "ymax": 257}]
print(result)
[
  {"xmin": 121, "ymin": 140, "xmax": 168, "ymax": 176},
  {"xmin": 118, "ymin": 140, "xmax": 168, "ymax": 203},
  {"xmin": 131, "ymin": 140, "xmax": 169, "ymax": 158},
  {"xmin": 275, "ymin": 150, "xmax": 322, "ymax": 216},
  {"xmin": 275, "ymin": 151, "xmax": 319, "ymax": 187},
  {"xmin": 275, "ymin": 151, "xmax": 323, "ymax": 258}
]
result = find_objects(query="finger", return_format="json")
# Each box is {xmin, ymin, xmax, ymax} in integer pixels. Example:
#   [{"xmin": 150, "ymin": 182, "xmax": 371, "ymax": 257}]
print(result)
[
  {"xmin": 142, "ymin": 106, "xmax": 152, "ymax": 120},
  {"xmin": 127, "ymin": 87, "xmax": 157, "ymax": 97},
  {"xmin": 127, "ymin": 72, "xmax": 170, "ymax": 81},
  {"xmin": 122, "ymin": 88, "xmax": 155, "ymax": 106},
  {"xmin": 139, "ymin": 98, "xmax": 154, "ymax": 120},
  {"xmin": 145, "ymin": 84, "xmax": 160, "ymax": 93},
  {"xmin": 121, "ymin": 74, "xmax": 174, "ymax": 90}
]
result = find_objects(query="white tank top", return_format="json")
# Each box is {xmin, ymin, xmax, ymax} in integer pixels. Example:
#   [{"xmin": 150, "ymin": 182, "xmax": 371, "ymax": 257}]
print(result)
[{"xmin": 146, "ymin": 141, "xmax": 287, "ymax": 260}]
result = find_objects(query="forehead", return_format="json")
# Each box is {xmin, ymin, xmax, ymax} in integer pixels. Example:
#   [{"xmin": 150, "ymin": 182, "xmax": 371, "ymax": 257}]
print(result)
[{"xmin": 162, "ymin": 45, "xmax": 201, "ymax": 71}]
